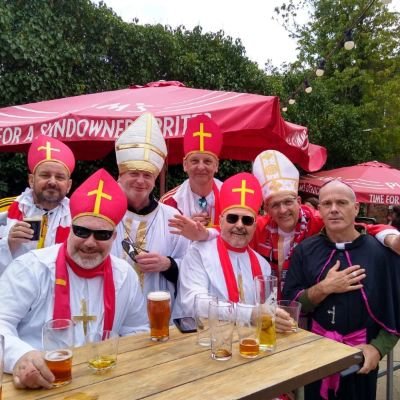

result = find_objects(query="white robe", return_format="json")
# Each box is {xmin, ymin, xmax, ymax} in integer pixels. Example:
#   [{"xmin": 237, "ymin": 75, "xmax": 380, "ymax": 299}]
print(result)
[
  {"xmin": 0, "ymin": 244, "xmax": 149, "ymax": 373},
  {"xmin": 112, "ymin": 202, "xmax": 190, "ymax": 317},
  {"xmin": 0, "ymin": 188, "xmax": 71, "ymax": 276},
  {"xmin": 165, "ymin": 178, "xmax": 223, "ymax": 220},
  {"xmin": 176, "ymin": 239, "xmax": 271, "ymax": 318}
]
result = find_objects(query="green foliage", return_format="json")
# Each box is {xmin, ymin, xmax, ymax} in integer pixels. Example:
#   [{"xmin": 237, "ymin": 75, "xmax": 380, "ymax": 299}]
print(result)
[{"xmin": 275, "ymin": 0, "xmax": 400, "ymax": 168}]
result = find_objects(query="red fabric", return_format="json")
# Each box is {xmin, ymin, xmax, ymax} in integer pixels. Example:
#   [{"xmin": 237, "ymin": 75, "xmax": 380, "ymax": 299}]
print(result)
[
  {"xmin": 216, "ymin": 236, "xmax": 262, "ymax": 303},
  {"xmin": 300, "ymin": 161, "xmax": 400, "ymax": 204},
  {"xmin": 70, "ymin": 168, "xmax": 127, "ymax": 226},
  {"xmin": 219, "ymin": 172, "xmax": 262, "ymax": 216},
  {"xmin": 184, "ymin": 114, "xmax": 223, "ymax": 159},
  {"xmin": 53, "ymin": 242, "xmax": 115, "ymax": 331},
  {"xmin": 0, "ymin": 81, "xmax": 326, "ymax": 172},
  {"xmin": 27, "ymin": 135, "xmax": 75, "ymax": 175}
]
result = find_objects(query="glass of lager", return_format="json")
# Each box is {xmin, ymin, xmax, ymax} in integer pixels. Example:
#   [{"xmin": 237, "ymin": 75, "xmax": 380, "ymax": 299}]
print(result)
[
  {"xmin": 147, "ymin": 291, "xmax": 171, "ymax": 342},
  {"xmin": 254, "ymin": 275, "xmax": 278, "ymax": 352},
  {"xmin": 0, "ymin": 334, "xmax": 4, "ymax": 400},
  {"xmin": 194, "ymin": 293, "xmax": 218, "ymax": 347},
  {"xmin": 209, "ymin": 300, "xmax": 236, "ymax": 361},
  {"xmin": 86, "ymin": 330, "xmax": 119, "ymax": 373},
  {"xmin": 236, "ymin": 303, "xmax": 259, "ymax": 358},
  {"xmin": 42, "ymin": 319, "xmax": 74, "ymax": 387}
]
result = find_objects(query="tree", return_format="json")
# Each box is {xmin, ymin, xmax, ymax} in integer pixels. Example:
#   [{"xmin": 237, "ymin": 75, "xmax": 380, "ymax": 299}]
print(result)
[
  {"xmin": 274, "ymin": 0, "xmax": 400, "ymax": 168},
  {"xmin": 0, "ymin": 0, "xmax": 275, "ymax": 197}
]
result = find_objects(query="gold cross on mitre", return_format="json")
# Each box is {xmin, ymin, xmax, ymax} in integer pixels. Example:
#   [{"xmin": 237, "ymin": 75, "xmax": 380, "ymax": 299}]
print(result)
[
  {"xmin": 87, "ymin": 179, "xmax": 112, "ymax": 213},
  {"xmin": 193, "ymin": 122, "xmax": 212, "ymax": 151},
  {"xmin": 73, "ymin": 299, "xmax": 97, "ymax": 336},
  {"xmin": 37, "ymin": 141, "xmax": 60, "ymax": 160},
  {"xmin": 232, "ymin": 179, "xmax": 255, "ymax": 206}
]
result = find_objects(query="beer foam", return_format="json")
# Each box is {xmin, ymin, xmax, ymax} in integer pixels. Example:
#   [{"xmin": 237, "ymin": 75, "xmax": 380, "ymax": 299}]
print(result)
[
  {"xmin": 147, "ymin": 291, "xmax": 170, "ymax": 301},
  {"xmin": 45, "ymin": 349, "xmax": 72, "ymax": 361}
]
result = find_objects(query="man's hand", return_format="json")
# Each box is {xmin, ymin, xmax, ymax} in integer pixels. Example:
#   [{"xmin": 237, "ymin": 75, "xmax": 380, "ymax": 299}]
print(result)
[
  {"xmin": 191, "ymin": 212, "xmax": 210, "ymax": 227},
  {"xmin": 358, "ymin": 344, "xmax": 381, "ymax": 374},
  {"xmin": 383, "ymin": 233, "xmax": 400, "ymax": 255},
  {"xmin": 168, "ymin": 214, "xmax": 209, "ymax": 241},
  {"xmin": 13, "ymin": 350, "xmax": 54, "ymax": 389},
  {"xmin": 275, "ymin": 307, "xmax": 294, "ymax": 332},
  {"xmin": 307, "ymin": 261, "xmax": 366, "ymax": 305},
  {"xmin": 134, "ymin": 252, "xmax": 171, "ymax": 273},
  {"xmin": 8, "ymin": 222, "xmax": 34, "ymax": 254}
]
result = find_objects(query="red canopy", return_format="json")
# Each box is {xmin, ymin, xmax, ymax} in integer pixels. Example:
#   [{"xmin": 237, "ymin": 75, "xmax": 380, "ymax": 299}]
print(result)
[
  {"xmin": 299, "ymin": 161, "xmax": 400, "ymax": 205},
  {"xmin": 0, "ymin": 81, "xmax": 326, "ymax": 171}
]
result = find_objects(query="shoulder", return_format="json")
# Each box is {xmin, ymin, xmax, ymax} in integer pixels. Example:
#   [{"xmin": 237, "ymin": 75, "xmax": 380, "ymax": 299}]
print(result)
[
  {"xmin": 159, "ymin": 184, "xmax": 183, "ymax": 203},
  {"xmin": 214, "ymin": 178, "xmax": 223, "ymax": 188},
  {"xmin": 157, "ymin": 202, "xmax": 181, "ymax": 217},
  {"xmin": 0, "ymin": 195, "xmax": 18, "ymax": 212}
]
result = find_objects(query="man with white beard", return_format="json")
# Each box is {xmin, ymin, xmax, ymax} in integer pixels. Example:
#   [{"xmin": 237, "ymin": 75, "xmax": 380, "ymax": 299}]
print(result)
[{"xmin": 0, "ymin": 168, "xmax": 148, "ymax": 390}]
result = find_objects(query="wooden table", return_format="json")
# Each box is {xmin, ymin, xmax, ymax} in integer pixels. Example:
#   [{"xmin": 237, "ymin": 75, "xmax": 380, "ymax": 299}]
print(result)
[{"xmin": 2, "ymin": 328, "xmax": 361, "ymax": 400}]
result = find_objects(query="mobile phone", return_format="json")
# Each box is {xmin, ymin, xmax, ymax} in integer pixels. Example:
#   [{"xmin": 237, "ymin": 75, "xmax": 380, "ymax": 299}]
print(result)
[
  {"xmin": 173, "ymin": 317, "xmax": 197, "ymax": 333},
  {"xmin": 339, "ymin": 354, "xmax": 364, "ymax": 377}
]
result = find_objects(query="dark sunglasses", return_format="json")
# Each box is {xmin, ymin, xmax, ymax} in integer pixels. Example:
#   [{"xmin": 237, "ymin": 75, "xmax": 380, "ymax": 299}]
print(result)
[
  {"xmin": 225, "ymin": 213, "xmax": 255, "ymax": 226},
  {"xmin": 72, "ymin": 225, "xmax": 114, "ymax": 241}
]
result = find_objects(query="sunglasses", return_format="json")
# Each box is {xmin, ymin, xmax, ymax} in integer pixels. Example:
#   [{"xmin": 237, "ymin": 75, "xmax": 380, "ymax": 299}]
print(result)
[
  {"xmin": 72, "ymin": 225, "xmax": 114, "ymax": 241},
  {"xmin": 225, "ymin": 213, "xmax": 255, "ymax": 226}
]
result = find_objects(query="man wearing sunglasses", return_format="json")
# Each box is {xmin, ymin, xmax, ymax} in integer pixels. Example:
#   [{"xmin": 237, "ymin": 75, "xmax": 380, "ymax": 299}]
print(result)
[
  {"xmin": 160, "ymin": 114, "xmax": 223, "ymax": 228},
  {"xmin": 0, "ymin": 136, "xmax": 75, "ymax": 276},
  {"xmin": 114, "ymin": 112, "xmax": 190, "ymax": 317},
  {"xmin": 0, "ymin": 169, "xmax": 148, "ymax": 389},
  {"xmin": 177, "ymin": 172, "xmax": 273, "ymax": 312}
]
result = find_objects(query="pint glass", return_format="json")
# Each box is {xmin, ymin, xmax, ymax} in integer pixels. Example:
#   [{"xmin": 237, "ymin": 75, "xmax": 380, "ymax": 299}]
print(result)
[
  {"xmin": 147, "ymin": 291, "xmax": 171, "ymax": 342},
  {"xmin": 236, "ymin": 303, "xmax": 259, "ymax": 358},
  {"xmin": 254, "ymin": 275, "xmax": 278, "ymax": 352},
  {"xmin": 42, "ymin": 319, "xmax": 74, "ymax": 387}
]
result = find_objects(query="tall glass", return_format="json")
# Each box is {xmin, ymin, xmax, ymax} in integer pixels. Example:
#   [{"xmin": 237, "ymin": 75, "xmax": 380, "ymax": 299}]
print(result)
[
  {"xmin": 254, "ymin": 275, "xmax": 278, "ymax": 352},
  {"xmin": 147, "ymin": 291, "xmax": 171, "ymax": 342},
  {"xmin": 236, "ymin": 303, "xmax": 259, "ymax": 358},
  {"xmin": 0, "ymin": 334, "xmax": 4, "ymax": 400},
  {"xmin": 42, "ymin": 319, "xmax": 74, "ymax": 387},
  {"xmin": 209, "ymin": 300, "xmax": 236, "ymax": 361},
  {"xmin": 194, "ymin": 293, "xmax": 218, "ymax": 347}
]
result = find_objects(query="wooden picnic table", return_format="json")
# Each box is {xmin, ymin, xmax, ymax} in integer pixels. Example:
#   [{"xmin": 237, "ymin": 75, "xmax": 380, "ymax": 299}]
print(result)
[{"xmin": 2, "ymin": 327, "xmax": 361, "ymax": 400}]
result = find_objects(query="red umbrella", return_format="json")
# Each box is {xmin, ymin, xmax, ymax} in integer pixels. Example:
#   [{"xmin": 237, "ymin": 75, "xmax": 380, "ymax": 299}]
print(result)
[
  {"xmin": 299, "ymin": 161, "xmax": 400, "ymax": 205},
  {"xmin": 0, "ymin": 81, "xmax": 326, "ymax": 171}
]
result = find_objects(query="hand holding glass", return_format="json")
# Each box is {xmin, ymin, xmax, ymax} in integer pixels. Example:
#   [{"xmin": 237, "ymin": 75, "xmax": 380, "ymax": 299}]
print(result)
[
  {"xmin": 277, "ymin": 300, "xmax": 302, "ymax": 332},
  {"xmin": 42, "ymin": 319, "xmax": 74, "ymax": 387}
]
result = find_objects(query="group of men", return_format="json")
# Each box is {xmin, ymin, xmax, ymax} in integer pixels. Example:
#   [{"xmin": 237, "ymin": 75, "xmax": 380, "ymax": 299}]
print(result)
[{"xmin": 0, "ymin": 112, "xmax": 399, "ymax": 400}]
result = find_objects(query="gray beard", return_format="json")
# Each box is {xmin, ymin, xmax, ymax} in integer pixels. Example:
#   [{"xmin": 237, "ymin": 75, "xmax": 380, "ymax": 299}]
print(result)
[{"xmin": 69, "ymin": 252, "xmax": 104, "ymax": 269}]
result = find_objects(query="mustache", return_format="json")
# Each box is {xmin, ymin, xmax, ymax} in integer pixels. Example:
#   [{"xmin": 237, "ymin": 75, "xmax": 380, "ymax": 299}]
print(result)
[{"xmin": 231, "ymin": 228, "xmax": 247, "ymax": 235}]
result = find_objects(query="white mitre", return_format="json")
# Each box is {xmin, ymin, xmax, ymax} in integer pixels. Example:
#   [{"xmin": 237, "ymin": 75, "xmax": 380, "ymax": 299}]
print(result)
[
  {"xmin": 115, "ymin": 112, "xmax": 167, "ymax": 176},
  {"xmin": 252, "ymin": 150, "xmax": 299, "ymax": 200}
]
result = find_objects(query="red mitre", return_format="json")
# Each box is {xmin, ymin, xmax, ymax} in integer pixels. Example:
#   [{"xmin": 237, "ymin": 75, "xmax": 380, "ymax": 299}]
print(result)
[
  {"xmin": 184, "ymin": 115, "xmax": 223, "ymax": 160},
  {"xmin": 219, "ymin": 172, "xmax": 262, "ymax": 216},
  {"xmin": 28, "ymin": 136, "xmax": 75, "ymax": 176},
  {"xmin": 70, "ymin": 169, "xmax": 127, "ymax": 227}
]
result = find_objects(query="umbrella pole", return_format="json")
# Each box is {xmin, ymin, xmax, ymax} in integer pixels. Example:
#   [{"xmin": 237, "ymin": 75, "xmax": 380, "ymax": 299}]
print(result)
[{"xmin": 159, "ymin": 164, "xmax": 167, "ymax": 197}]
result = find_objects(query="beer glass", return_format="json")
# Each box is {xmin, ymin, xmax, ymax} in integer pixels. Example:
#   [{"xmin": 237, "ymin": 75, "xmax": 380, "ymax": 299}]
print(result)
[
  {"xmin": 42, "ymin": 319, "xmax": 74, "ymax": 387},
  {"xmin": 86, "ymin": 330, "xmax": 119, "ymax": 373},
  {"xmin": 194, "ymin": 293, "xmax": 218, "ymax": 347},
  {"xmin": 277, "ymin": 300, "xmax": 302, "ymax": 332},
  {"xmin": 209, "ymin": 300, "xmax": 236, "ymax": 361},
  {"xmin": 254, "ymin": 275, "xmax": 278, "ymax": 352},
  {"xmin": 147, "ymin": 291, "xmax": 171, "ymax": 342},
  {"xmin": 0, "ymin": 334, "xmax": 4, "ymax": 400},
  {"xmin": 236, "ymin": 303, "xmax": 259, "ymax": 358}
]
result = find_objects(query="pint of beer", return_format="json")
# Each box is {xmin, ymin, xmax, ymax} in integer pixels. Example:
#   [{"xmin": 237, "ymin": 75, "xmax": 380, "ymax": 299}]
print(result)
[
  {"xmin": 147, "ymin": 291, "xmax": 171, "ymax": 342},
  {"xmin": 42, "ymin": 319, "xmax": 74, "ymax": 387}
]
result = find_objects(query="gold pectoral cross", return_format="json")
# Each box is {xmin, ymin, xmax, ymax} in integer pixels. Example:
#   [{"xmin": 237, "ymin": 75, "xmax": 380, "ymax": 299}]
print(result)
[{"xmin": 73, "ymin": 299, "xmax": 97, "ymax": 336}]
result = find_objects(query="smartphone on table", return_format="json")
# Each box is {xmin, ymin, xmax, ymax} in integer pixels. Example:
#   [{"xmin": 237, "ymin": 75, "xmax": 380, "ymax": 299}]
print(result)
[{"xmin": 173, "ymin": 317, "xmax": 197, "ymax": 333}]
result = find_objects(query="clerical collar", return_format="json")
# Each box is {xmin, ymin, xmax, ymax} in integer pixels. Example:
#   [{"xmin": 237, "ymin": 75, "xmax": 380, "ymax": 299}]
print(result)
[{"xmin": 128, "ymin": 193, "xmax": 158, "ymax": 215}]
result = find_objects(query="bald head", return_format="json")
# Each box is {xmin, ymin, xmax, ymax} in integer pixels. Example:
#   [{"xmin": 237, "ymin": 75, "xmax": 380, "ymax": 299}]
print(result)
[
  {"xmin": 319, "ymin": 180, "xmax": 356, "ymax": 203},
  {"xmin": 318, "ymin": 179, "xmax": 360, "ymax": 242}
]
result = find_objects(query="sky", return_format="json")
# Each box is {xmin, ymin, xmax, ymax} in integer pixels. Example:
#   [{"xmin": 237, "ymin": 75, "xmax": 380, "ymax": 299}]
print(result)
[{"xmin": 95, "ymin": 0, "xmax": 399, "ymax": 68}]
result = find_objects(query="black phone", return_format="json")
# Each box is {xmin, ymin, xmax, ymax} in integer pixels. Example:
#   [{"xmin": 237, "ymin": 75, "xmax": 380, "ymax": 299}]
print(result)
[{"xmin": 173, "ymin": 317, "xmax": 197, "ymax": 333}]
